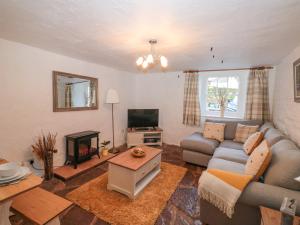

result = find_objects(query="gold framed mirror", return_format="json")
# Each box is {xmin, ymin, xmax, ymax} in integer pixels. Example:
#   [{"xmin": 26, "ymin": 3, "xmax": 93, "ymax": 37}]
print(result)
[{"xmin": 52, "ymin": 71, "xmax": 98, "ymax": 112}]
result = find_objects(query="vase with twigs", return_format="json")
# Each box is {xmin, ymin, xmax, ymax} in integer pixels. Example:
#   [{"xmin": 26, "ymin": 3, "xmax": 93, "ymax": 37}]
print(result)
[{"xmin": 32, "ymin": 132, "xmax": 57, "ymax": 180}]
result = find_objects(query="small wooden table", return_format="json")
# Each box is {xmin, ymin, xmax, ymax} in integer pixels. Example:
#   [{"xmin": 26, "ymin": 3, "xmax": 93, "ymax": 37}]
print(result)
[
  {"xmin": 107, "ymin": 146, "xmax": 162, "ymax": 199},
  {"xmin": 12, "ymin": 187, "xmax": 72, "ymax": 225},
  {"xmin": 261, "ymin": 207, "xmax": 300, "ymax": 225},
  {"xmin": 0, "ymin": 159, "xmax": 42, "ymax": 225}
]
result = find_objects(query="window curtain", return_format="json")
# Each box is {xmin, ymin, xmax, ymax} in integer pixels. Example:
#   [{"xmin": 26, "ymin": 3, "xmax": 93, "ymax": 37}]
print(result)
[
  {"xmin": 183, "ymin": 72, "xmax": 201, "ymax": 126},
  {"xmin": 90, "ymin": 82, "xmax": 96, "ymax": 106},
  {"xmin": 245, "ymin": 69, "xmax": 270, "ymax": 121},
  {"xmin": 65, "ymin": 84, "xmax": 72, "ymax": 108}
]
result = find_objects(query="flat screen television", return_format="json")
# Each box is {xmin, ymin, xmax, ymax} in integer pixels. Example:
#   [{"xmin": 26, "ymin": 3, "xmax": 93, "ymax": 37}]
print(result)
[{"xmin": 128, "ymin": 109, "xmax": 159, "ymax": 128}]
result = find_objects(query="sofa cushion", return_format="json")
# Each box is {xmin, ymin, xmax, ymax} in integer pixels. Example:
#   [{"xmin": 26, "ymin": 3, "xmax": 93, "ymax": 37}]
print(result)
[
  {"xmin": 206, "ymin": 118, "xmax": 263, "ymax": 140},
  {"xmin": 203, "ymin": 122, "xmax": 226, "ymax": 142},
  {"xmin": 213, "ymin": 147, "xmax": 249, "ymax": 164},
  {"xmin": 264, "ymin": 128, "xmax": 285, "ymax": 146},
  {"xmin": 180, "ymin": 132, "xmax": 219, "ymax": 155},
  {"xmin": 259, "ymin": 122, "xmax": 274, "ymax": 134},
  {"xmin": 207, "ymin": 158, "xmax": 245, "ymax": 174},
  {"xmin": 234, "ymin": 123, "xmax": 259, "ymax": 143},
  {"xmin": 270, "ymin": 139, "xmax": 298, "ymax": 151},
  {"xmin": 243, "ymin": 132, "xmax": 264, "ymax": 155},
  {"xmin": 245, "ymin": 140, "xmax": 272, "ymax": 181},
  {"xmin": 219, "ymin": 140, "xmax": 244, "ymax": 150},
  {"xmin": 264, "ymin": 139, "xmax": 300, "ymax": 191}
]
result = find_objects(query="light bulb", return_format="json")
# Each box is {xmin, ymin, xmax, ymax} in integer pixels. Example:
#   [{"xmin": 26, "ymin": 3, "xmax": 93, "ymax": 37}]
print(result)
[
  {"xmin": 142, "ymin": 60, "xmax": 148, "ymax": 69},
  {"xmin": 136, "ymin": 57, "xmax": 144, "ymax": 66},
  {"xmin": 146, "ymin": 54, "xmax": 154, "ymax": 64},
  {"xmin": 160, "ymin": 56, "xmax": 168, "ymax": 68}
]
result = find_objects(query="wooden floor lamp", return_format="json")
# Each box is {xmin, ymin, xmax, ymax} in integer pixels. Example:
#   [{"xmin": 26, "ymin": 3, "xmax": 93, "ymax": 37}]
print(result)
[{"xmin": 106, "ymin": 89, "xmax": 120, "ymax": 153}]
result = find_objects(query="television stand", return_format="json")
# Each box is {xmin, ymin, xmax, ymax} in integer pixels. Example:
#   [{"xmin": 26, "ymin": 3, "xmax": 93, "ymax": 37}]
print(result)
[
  {"xmin": 134, "ymin": 127, "xmax": 155, "ymax": 131},
  {"xmin": 127, "ymin": 127, "xmax": 163, "ymax": 148}
]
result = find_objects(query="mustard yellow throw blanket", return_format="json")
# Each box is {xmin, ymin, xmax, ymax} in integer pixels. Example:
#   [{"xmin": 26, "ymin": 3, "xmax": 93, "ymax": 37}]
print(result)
[{"xmin": 198, "ymin": 169, "xmax": 253, "ymax": 218}]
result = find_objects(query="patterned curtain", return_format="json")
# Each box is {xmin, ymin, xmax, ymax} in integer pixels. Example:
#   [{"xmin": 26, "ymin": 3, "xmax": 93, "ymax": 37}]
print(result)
[
  {"xmin": 90, "ymin": 81, "xmax": 95, "ymax": 106},
  {"xmin": 183, "ymin": 73, "xmax": 201, "ymax": 126},
  {"xmin": 245, "ymin": 69, "xmax": 270, "ymax": 121},
  {"xmin": 65, "ymin": 84, "xmax": 72, "ymax": 108}
]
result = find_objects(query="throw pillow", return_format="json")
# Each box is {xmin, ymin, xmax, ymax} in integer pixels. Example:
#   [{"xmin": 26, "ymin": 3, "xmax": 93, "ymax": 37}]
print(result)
[
  {"xmin": 245, "ymin": 140, "xmax": 272, "ymax": 180},
  {"xmin": 203, "ymin": 122, "xmax": 226, "ymax": 142},
  {"xmin": 234, "ymin": 123, "xmax": 259, "ymax": 143},
  {"xmin": 261, "ymin": 127, "xmax": 270, "ymax": 136},
  {"xmin": 243, "ymin": 132, "xmax": 264, "ymax": 155}
]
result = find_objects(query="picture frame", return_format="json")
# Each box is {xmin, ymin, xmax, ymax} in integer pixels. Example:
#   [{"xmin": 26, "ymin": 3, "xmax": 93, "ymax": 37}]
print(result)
[
  {"xmin": 52, "ymin": 71, "xmax": 98, "ymax": 112},
  {"xmin": 293, "ymin": 58, "xmax": 300, "ymax": 102}
]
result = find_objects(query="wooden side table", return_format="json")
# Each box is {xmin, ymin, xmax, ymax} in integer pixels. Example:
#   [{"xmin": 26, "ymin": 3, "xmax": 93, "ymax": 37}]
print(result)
[
  {"xmin": 12, "ymin": 187, "xmax": 72, "ymax": 225},
  {"xmin": 260, "ymin": 207, "xmax": 300, "ymax": 225},
  {"xmin": 0, "ymin": 159, "xmax": 42, "ymax": 225}
]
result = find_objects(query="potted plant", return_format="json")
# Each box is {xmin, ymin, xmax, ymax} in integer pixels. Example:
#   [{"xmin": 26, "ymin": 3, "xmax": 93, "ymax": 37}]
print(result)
[
  {"xmin": 101, "ymin": 140, "xmax": 111, "ymax": 156},
  {"xmin": 32, "ymin": 132, "xmax": 57, "ymax": 180}
]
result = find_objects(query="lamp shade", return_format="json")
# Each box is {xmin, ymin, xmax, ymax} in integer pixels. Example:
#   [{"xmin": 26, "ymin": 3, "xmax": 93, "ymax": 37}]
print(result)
[{"xmin": 106, "ymin": 89, "xmax": 119, "ymax": 104}]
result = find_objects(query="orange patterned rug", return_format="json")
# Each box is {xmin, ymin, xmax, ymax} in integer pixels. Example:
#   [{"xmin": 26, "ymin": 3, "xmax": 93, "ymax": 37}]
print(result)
[{"xmin": 67, "ymin": 162, "xmax": 187, "ymax": 225}]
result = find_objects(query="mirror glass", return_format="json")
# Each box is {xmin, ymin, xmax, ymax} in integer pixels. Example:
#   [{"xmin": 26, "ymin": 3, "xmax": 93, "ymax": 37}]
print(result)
[{"xmin": 53, "ymin": 71, "xmax": 98, "ymax": 112}]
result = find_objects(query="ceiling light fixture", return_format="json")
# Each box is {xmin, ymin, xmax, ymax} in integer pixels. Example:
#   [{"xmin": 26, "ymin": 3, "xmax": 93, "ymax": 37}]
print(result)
[{"xmin": 136, "ymin": 39, "xmax": 168, "ymax": 71}]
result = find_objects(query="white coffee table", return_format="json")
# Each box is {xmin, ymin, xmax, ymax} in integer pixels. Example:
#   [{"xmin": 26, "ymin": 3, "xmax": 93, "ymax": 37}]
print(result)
[{"xmin": 107, "ymin": 146, "xmax": 162, "ymax": 199}]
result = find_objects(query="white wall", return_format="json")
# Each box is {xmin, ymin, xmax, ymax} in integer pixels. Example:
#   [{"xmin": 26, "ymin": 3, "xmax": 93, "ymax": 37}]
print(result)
[
  {"xmin": 0, "ymin": 38, "xmax": 135, "ymax": 165},
  {"xmin": 134, "ymin": 69, "xmax": 276, "ymax": 146},
  {"xmin": 134, "ymin": 72, "xmax": 200, "ymax": 145},
  {"xmin": 272, "ymin": 44, "xmax": 300, "ymax": 146}
]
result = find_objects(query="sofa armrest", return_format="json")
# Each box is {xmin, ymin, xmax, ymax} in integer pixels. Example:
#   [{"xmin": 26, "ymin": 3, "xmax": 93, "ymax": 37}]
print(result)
[{"xmin": 239, "ymin": 182, "xmax": 300, "ymax": 215}]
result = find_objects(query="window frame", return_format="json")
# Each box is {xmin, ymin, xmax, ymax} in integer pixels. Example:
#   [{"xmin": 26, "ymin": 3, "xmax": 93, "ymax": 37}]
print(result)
[{"xmin": 199, "ymin": 72, "xmax": 248, "ymax": 119}]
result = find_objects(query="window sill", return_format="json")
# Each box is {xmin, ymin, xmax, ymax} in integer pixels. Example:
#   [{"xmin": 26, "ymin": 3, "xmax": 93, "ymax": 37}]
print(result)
[{"xmin": 201, "ymin": 115, "xmax": 245, "ymax": 120}]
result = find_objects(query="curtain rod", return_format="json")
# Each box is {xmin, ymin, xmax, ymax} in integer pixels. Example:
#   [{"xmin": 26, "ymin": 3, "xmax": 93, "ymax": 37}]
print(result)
[{"xmin": 183, "ymin": 66, "xmax": 273, "ymax": 73}]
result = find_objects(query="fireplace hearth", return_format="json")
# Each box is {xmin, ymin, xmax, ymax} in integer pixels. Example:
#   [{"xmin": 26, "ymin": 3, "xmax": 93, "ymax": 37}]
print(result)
[{"xmin": 65, "ymin": 131, "xmax": 100, "ymax": 169}]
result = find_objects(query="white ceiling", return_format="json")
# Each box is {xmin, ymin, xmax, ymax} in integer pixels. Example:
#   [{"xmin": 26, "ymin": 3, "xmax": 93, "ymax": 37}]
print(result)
[{"xmin": 1, "ymin": 0, "xmax": 300, "ymax": 72}]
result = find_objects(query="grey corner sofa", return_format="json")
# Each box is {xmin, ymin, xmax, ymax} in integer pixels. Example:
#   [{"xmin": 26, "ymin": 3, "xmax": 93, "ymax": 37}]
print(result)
[{"xmin": 180, "ymin": 118, "xmax": 300, "ymax": 225}]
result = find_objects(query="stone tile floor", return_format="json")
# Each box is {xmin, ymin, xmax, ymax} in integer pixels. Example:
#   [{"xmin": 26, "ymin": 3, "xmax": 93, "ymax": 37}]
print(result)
[{"xmin": 10, "ymin": 144, "xmax": 205, "ymax": 225}]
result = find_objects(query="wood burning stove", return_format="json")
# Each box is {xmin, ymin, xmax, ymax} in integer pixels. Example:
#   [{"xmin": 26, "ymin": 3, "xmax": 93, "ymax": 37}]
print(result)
[{"xmin": 65, "ymin": 131, "xmax": 100, "ymax": 168}]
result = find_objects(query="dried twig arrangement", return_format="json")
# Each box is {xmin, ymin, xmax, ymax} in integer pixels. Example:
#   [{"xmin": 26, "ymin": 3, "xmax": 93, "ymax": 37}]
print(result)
[{"xmin": 32, "ymin": 132, "xmax": 57, "ymax": 180}]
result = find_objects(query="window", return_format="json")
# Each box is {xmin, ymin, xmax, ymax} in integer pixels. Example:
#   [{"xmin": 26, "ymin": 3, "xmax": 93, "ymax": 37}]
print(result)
[
  {"xmin": 199, "ymin": 72, "xmax": 248, "ymax": 118},
  {"xmin": 207, "ymin": 76, "xmax": 239, "ymax": 113}
]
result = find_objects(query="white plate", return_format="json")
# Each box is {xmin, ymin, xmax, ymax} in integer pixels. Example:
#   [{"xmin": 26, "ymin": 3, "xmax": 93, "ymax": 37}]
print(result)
[
  {"xmin": 0, "ymin": 169, "xmax": 21, "ymax": 181},
  {"xmin": 0, "ymin": 167, "xmax": 30, "ymax": 184},
  {"xmin": 0, "ymin": 167, "xmax": 31, "ymax": 184},
  {"xmin": 0, "ymin": 162, "xmax": 19, "ymax": 177}
]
